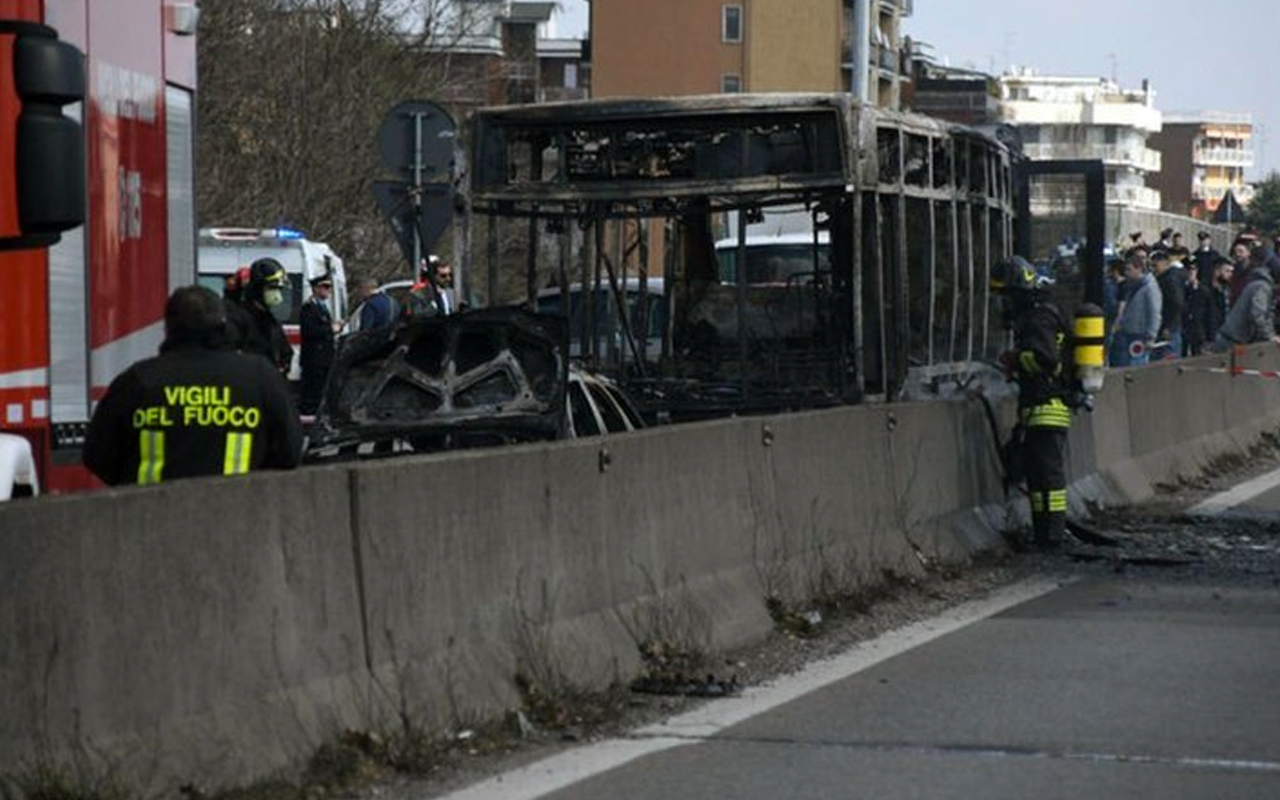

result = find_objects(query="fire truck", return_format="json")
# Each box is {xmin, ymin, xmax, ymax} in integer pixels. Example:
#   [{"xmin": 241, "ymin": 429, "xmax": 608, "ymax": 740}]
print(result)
[{"xmin": 0, "ymin": 0, "xmax": 198, "ymax": 493}]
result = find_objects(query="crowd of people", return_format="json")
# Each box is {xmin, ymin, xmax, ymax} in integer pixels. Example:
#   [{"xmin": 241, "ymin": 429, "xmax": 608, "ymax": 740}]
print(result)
[{"xmin": 1103, "ymin": 228, "xmax": 1280, "ymax": 367}]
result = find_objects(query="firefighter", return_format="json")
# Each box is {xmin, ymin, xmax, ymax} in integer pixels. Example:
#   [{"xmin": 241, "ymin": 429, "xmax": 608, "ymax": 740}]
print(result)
[
  {"xmin": 84, "ymin": 286, "xmax": 302, "ymax": 486},
  {"xmin": 991, "ymin": 256, "xmax": 1073, "ymax": 549},
  {"xmin": 240, "ymin": 257, "xmax": 293, "ymax": 374}
]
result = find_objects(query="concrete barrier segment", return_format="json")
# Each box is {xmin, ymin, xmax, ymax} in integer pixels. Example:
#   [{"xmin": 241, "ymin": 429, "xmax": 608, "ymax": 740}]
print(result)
[{"xmin": 0, "ymin": 466, "xmax": 366, "ymax": 790}]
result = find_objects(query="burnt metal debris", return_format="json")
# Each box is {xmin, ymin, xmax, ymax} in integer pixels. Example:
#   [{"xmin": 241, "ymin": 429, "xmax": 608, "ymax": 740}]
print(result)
[{"xmin": 307, "ymin": 308, "xmax": 568, "ymax": 459}]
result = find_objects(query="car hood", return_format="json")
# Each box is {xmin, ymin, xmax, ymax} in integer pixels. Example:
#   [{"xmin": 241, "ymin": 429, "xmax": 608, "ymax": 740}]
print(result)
[{"xmin": 308, "ymin": 308, "xmax": 570, "ymax": 454}]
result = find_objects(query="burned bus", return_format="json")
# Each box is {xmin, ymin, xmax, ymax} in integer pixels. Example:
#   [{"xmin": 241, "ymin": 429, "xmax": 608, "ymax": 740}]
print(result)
[{"xmin": 463, "ymin": 93, "xmax": 1034, "ymax": 418}]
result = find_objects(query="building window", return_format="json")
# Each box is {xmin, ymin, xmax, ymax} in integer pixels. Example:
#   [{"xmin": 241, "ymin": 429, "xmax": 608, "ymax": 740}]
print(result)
[
  {"xmin": 721, "ymin": 74, "xmax": 742, "ymax": 93},
  {"xmin": 564, "ymin": 63, "xmax": 578, "ymax": 90},
  {"xmin": 722, "ymin": 4, "xmax": 742, "ymax": 43}
]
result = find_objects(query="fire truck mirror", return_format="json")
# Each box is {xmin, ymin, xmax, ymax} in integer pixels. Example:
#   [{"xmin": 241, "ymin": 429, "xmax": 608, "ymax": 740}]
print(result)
[{"xmin": 0, "ymin": 21, "xmax": 85, "ymax": 251}]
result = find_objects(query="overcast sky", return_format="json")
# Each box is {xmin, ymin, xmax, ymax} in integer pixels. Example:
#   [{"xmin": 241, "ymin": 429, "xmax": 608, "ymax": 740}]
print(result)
[{"xmin": 553, "ymin": 0, "xmax": 1276, "ymax": 180}]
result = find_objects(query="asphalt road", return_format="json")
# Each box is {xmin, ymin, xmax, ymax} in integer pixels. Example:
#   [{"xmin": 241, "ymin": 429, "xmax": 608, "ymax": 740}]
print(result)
[
  {"xmin": 526, "ymin": 580, "xmax": 1280, "ymax": 800},
  {"xmin": 438, "ymin": 474, "xmax": 1280, "ymax": 800}
]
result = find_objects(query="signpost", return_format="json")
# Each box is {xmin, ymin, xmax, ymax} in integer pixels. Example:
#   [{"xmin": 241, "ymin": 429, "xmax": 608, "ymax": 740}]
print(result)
[{"xmin": 373, "ymin": 100, "xmax": 457, "ymax": 278}]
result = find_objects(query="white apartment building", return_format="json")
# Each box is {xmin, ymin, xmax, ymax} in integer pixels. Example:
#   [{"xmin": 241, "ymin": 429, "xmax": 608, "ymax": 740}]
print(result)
[{"xmin": 999, "ymin": 69, "xmax": 1163, "ymax": 211}]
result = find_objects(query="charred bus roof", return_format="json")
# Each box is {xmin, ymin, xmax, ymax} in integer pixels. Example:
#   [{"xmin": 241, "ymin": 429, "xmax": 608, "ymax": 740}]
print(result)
[
  {"xmin": 468, "ymin": 93, "xmax": 1014, "ymax": 218},
  {"xmin": 469, "ymin": 93, "xmax": 863, "ymax": 216}
]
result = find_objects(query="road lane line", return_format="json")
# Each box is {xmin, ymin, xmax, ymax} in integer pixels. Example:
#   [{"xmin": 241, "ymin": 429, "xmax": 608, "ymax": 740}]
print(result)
[
  {"xmin": 1186, "ymin": 464, "xmax": 1280, "ymax": 517},
  {"xmin": 431, "ymin": 576, "xmax": 1065, "ymax": 800}
]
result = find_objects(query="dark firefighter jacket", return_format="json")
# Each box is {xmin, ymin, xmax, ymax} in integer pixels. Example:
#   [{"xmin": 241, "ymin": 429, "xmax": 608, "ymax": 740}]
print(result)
[
  {"xmin": 234, "ymin": 301, "xmax": 292, "ymax": 374},
  {"xmin": 84, "ymin": 343, "xmax": 303, "ymax": 486},
  {"xmin": 1012, "ymin": 296, "xmax": 1072, "ymax": 429}
]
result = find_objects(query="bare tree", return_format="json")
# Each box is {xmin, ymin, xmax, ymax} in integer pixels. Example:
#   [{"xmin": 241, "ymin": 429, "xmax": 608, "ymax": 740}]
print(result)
[{"xmin": 197, "ymin": 0, "xmax": 492, "ymax": 282}]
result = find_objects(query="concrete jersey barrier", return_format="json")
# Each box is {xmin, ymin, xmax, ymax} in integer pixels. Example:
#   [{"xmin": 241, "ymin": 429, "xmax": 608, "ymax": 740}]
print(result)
[{"xmin": 3, "ymin": 345, "xmax": 1280, "ymax": 789}]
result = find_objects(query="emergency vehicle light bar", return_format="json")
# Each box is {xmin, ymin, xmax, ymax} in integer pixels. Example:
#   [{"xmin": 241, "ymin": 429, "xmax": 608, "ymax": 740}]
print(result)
[{"xmin": 202, "ymin": 227, "xmax": 309, "ymax": 241}]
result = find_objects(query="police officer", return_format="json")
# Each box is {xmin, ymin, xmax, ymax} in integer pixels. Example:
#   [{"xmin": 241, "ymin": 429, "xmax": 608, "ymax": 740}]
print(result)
[
  {"xmin": 991, "ymin": 256, "xmax": 1073, "ymax": 549},
  {"xmin": 84, "ymin": 286, "xmax": 303, "ymax": 486},
  {"xmin": 299, "ymin": 273, "xmax": 337, "ymax": 415},
  {"xmin": 239, "ymin": 257, "xmax": 293, "ymax": 374}
]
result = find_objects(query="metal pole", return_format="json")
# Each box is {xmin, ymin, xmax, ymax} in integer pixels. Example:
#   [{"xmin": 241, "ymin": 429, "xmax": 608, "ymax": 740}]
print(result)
[
  {"xmin": 526, "ymin": 209, "xmax": 540, "ymax": 309},
  {"xmin": 487, "ymin": 215, "xmax": 499, "ymax": 307},
  {"xmin": 737, "ymin": 132, "xmax": 751, "ymax": 400},
  {"xmin": 850, "ymin": 0, "xmax": 872, "ymax": 104},
  {"xmin": 412, "ymin": 112, "xmax": 424, "ymax": 275}
]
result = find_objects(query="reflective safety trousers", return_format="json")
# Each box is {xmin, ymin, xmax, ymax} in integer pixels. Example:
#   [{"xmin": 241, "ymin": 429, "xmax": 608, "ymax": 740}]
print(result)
[{"xmin": 1020, "ymin": 397, "xmax": 1072, "ymax": 429}]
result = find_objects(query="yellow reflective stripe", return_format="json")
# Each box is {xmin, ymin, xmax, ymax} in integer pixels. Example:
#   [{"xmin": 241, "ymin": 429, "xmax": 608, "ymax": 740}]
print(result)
[
  {"xmin": 137, "ymin": 430, "xmax": 166, "ymax": 485},
  {"xmin": 1019, "ymin": 351, "xmax": 1039, "ymax": 374},
  {"xmin": 223, "ymin": 432, "xmax": 253, "ymax": 475},
  {"xmin": 1030, "ymin": 492, "xmax": 1045, "ymax": 512},
  {"xmin": 1024, "ymin": 398, "xmax": 1071, "ymax": 428},
  {"xmin": 1048, "ymin": 490, "xmax": 1068, "ymax": 512}
]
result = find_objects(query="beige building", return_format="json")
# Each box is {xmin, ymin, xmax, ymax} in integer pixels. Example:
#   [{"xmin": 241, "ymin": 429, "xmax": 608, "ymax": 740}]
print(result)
[
  {"xmin": 1148, "ymin": 113, "xmax": 1254, "ymax": 220},
  {"xmin": 590, "ymin": 0, "xmax": 912, "ymax": 107}
]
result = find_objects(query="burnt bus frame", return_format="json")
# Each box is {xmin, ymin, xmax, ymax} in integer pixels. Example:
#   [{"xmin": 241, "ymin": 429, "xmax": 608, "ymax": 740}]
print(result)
[{"xmin": 464, "ymin": 94, "xmax": 1018, "ymax": 412}]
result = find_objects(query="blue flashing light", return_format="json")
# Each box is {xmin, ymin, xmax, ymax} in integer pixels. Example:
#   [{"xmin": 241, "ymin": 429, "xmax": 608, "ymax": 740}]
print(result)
[{"xmin": 275, "ymin": 227, "xmax": 306, "ymax": 240}]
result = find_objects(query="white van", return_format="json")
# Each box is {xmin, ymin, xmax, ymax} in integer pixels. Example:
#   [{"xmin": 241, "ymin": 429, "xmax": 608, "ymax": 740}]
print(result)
[
  {"xmin": 197, "ymin": 227, "xmax": 349, "ymax": 380},
  {"xmin": 713, "ymin": 231, "xmax": 831, "ymax": 285}
]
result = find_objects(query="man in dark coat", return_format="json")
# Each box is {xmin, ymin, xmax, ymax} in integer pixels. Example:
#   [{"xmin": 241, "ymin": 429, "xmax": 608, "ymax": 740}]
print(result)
[
  {"xmin": 1152, "ymin": 249, "xmax": 1186, "ymax": 359},
  {"xmin": 299, "ymin": 273, "xmax": 337, "ymax": 415},
  {"xmin": 1191, "ymin": 230, "xmax": 1222, "ymax": 287}
]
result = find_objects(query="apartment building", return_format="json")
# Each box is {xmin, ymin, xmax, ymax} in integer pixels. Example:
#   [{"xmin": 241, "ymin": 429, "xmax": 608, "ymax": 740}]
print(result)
[
  {"xmin": 1148, "ymin": 112, "xmax": 1253, "ymax": 219},
  {"xmin": 589, "ymin": 0, "xmax": 912, "ymax": 108},
  {"xmin": 999, "ymin": 69, "xmax": 1163, "ymax": 211},
  {"xmin": 431, "ymin": 1, "xmax": 589, "ymax": 109}
]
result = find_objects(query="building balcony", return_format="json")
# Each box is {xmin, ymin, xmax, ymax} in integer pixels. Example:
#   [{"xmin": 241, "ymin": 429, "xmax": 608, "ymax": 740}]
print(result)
[
  {"xmin": 1193, "ymin": 146, "xmax": 1254, "ymax": 167},
  {"xmin": 1193, "ymin": 181, "xmax": 1255, "ymax": 203},
  {"xmin": 1001, "ymin": 99, "xmax": 1160, "ymax": 133},
  {"xmin": 1106, "ymin": 184, "xmax": 1161, "ymax": 210},
  {"xmin": 1022, "ymin": 142, "xmax": 1160, "ymax": 172}
]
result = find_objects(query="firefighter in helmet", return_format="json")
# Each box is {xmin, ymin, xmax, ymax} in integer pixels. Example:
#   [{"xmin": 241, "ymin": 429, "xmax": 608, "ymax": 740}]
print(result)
[
  {"xmin": 991, "ymin": 256, "xmax": 1073, "ymax": 549},
  {"xmin": 239, "ymin": 257, "xmax": 293, "ymax": 375},
  {"xmin": 84, "ymin": 286, "xmax": 302, "ymax": 485}
]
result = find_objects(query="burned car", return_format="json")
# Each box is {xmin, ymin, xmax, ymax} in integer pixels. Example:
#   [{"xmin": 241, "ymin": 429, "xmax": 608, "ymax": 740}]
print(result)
[
  {"xmin": 305, "ymin": 308, "xmax": 644, "ymax": 461},
  {"xmin": 306, "ymin": 308, "xmax": 570, "ymax": 460}
]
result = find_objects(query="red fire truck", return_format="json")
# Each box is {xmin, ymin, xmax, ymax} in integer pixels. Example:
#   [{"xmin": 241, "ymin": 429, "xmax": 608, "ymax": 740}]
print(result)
[{"xmin": 0, "ymin": 0, "xmax": 198, "ymax": 493}]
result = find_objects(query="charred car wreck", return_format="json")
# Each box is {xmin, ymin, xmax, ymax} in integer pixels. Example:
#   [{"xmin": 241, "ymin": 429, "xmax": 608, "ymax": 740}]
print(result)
[{"xmin": 306, "ymin": 308, "xmax": 569, "ymax": 459}]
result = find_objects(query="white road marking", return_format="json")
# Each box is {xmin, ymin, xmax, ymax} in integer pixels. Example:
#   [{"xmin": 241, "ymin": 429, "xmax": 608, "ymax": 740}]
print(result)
[
  {"xmin": 431, "ymin": 577, "xmax": 1065, "ymax": 800},
  {"xmin": 1186, "ymin": 464, "xmax": 1280, "ymax": 517}
]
